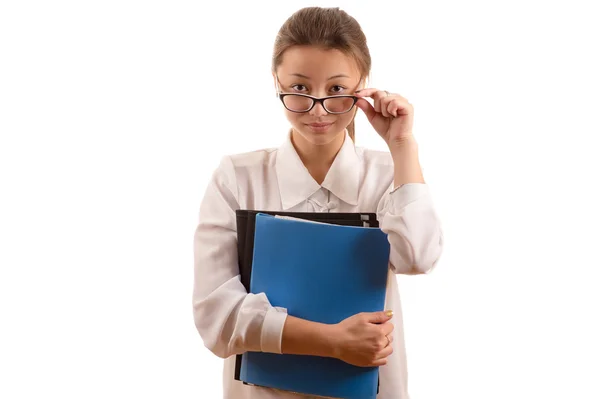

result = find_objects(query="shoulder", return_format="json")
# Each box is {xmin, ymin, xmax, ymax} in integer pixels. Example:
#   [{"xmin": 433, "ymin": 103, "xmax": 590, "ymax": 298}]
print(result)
[
  {"xmin": 216, "ymin": 146, "xmax": 278, "ymax": 174},
  {"xmin": 226, "ymin": 147, "xmax": 278, "ymax": 168},
  {"xmin": 208, "ymin": 146, "xmax": 278, "ymax": 202},
  {"xmin": 212, "ymin": 146, "xmax": 278, "ymax": 182}
]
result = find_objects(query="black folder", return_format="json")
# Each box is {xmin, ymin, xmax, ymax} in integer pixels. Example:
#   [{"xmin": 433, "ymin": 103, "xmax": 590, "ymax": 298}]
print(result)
[{"xmin": 233, "ymin": 210, "xmax": 381, "ymax": 392}]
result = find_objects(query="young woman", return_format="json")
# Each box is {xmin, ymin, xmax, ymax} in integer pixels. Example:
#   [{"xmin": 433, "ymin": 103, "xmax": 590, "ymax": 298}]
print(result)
[{"xmin": 192, "ymin": 7, "xmax": 444, "ymax": 399}]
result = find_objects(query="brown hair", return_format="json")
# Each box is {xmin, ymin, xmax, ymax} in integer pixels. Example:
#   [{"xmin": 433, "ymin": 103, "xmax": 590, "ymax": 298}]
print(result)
[{"xmin": 272, "ymin": 7, "xmax": 371, "ymax": 142}]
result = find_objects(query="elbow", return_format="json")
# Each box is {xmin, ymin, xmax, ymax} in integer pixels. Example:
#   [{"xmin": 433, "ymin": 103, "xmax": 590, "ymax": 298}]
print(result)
[
  {"xmin": 192, "ymin": 299, "xmax": 240, "ymax": 360},
  {"xmin": 412, "ymin": 236, "xmax": 443, "ymax": 274},
  {"xmin": 391, "ymin": 260, "xmax": 436, "ymax": 275},
  {"xmin": 206, "ymin": 342, "xmax": 237, "ymax": 360},
  {"xmin": 202, "ymin": 337, "xmax": 232, "ymax": 359},
  {"xmin": 193, "ymin": 319, "xmax": 239, "ymax": 360},
  {"xmin": 197, "ymin": 320, "xmax": 235, "ymax": 359},
  {"xmin": 390, "ymin": 228, "xmax": 444, "ymax": 275},
  {"xmin": 407, "ymin": 257, "xmax": 440, "ymax": 275},
  {"xmin": 412, "ymin": 229, "xmax": 444, "ymax": 274},
  {"xmin": 192, "ymin": 287, "xmax": 267, "ymax": 359},
  {"xmin": 200, "ymin": 327, "xmax": 246, "ymax": 359}
]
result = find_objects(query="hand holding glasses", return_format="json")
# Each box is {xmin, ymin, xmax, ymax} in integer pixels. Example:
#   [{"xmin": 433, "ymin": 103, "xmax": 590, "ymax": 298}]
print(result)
[{"xmin": 275, "ymin": 79, "xmax": 415, "ymax": 147}]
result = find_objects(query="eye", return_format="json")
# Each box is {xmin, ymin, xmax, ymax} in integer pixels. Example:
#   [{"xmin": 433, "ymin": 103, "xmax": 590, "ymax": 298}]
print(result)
[
  {"xmin": 291, "ymin": 84, "xmax": 308, "ymax": 92},
  {"xmin": 330, "ymin": 85, "xmax": 346, "ymax": 94}
]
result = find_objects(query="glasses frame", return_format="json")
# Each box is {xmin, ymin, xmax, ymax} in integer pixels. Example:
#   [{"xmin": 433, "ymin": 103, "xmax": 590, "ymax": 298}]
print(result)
[{"xmin": 277, "ymin": 92, "xmax": 359, "ymax": 114}]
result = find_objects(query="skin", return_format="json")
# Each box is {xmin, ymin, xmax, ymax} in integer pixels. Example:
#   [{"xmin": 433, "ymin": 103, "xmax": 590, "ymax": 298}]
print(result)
[{"xmin": 274, "ymin": 45, "xmax": 425, "ymax": 367}]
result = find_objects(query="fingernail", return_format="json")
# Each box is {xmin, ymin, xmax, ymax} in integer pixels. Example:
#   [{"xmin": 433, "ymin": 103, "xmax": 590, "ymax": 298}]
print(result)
[
  {"xmin": 355, "ymin": 89, "xmax": 362, "ymax": 93},
  {"xmin": 385, "ymin": 310, "xmax": 394, "ymax": 317}
]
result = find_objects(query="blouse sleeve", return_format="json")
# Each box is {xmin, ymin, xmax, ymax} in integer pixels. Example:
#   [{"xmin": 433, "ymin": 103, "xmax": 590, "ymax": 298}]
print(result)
[
  {"xmin": 192, "ymin": 156, "xmax": 288, "ymax": 359},
  {"xmin": 376, "ymin": 183, "xmax": 444, "ymax": 275}
]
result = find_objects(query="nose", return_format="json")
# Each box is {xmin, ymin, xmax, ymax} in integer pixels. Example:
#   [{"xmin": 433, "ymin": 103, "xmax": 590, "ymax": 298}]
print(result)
[{"xmin": 309, "ymin": 101, "xmax": 328, "ymax": 117}]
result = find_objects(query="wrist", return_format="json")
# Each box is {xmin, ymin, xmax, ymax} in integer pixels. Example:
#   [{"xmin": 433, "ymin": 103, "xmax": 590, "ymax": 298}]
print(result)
[
  {"xmin": 389, "ymin": 136, "xmax": 425, "ymax": 186},
  {"xmin": 322, "ymin": 323, "xmax": 341, "ymax": 359},
  {"xmin": 389, "ymin": 134, "xmax": 418, "ymax": 156},
  {"xmin": 282, "ymin": 316, "xmax": 341, "ymax": 359}
]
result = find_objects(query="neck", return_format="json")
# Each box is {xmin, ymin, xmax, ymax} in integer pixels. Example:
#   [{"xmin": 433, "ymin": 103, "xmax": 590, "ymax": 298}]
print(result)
[{"xmin": 291, "ymin": 129, "xmax": 346, "ymax": 185}]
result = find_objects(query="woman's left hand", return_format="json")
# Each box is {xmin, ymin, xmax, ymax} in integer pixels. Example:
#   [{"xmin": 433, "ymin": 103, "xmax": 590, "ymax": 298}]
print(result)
[{"xmin": 355, "ymin": 88, "xmax": 415, "ymax": 147}]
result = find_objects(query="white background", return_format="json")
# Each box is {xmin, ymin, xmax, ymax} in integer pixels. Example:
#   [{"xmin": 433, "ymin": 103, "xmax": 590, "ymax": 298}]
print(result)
[{"xmin": 1, "ymin": 0, "xmax": 599, "ymax": 398}]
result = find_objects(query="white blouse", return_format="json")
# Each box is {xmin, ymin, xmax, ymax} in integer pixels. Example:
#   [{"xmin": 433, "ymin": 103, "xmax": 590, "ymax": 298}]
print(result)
[{"xmin": 192, "ymin": 130, "xmax": 444, "ymax": 399}]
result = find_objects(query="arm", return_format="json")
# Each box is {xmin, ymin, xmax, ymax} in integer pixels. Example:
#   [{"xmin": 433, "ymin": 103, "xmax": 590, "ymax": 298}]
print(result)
[
  {"xmin": 390, "ymin": 135, "xmax": 425, "ymax": 188},
  {"xmin": 281, "ymin": 316, "xmax": 336, "ymax": 358},
  {"xmin": 193, "ymin": 157, "xmax": 339, "ymax": 359},
  {"xmin": 192, "ymin": 156, "xmax": 288, "ymax": 358},
  {"xmin": 283, "ymin": 313, "xmax": 396, "ymax": 367},
  {"xmin": 377, "ymin": 137, "xmax": 444, "ymax": 275}
]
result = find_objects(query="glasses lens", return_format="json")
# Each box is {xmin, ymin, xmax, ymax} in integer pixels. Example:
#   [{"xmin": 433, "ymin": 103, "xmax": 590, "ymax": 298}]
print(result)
[
  {"xmin": 282, "ymin": 95, "xmax": 313, "ymax": 112},
  {"xmin": 323, "ymin": 97, "xmax": 355, "ymax": 113}
]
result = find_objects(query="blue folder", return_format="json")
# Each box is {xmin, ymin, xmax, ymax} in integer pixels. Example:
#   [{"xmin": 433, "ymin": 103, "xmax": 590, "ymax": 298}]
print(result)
[{"xmin": 239, "ymin": 213, "xmax": 391, "ymax": 399}]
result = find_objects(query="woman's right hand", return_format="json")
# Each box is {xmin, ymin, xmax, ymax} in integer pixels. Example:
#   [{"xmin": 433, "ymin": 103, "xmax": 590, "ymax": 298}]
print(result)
[{"xmin": 329, "ymin": 311, "xmax": 395, "ymax": 367}]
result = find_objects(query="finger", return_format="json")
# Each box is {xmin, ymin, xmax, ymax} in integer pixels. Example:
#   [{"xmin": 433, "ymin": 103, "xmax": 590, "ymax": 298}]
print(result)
[
  {"xmin": 364, "ymin": 310, "xmax": 393, "ymax": 324},
  {"xmin": 387, "ymin": 100, "xmax": 399, "ymax": 118},
  {"xmin": 356, "ymin": 98, "xmax": 377, "ymax": 122},
  {"xmin": 371, "ymin": 358, "xmax": 388, "ymax": 367},
  {"xmin": 380, "ymin": 96, "xmax": 395, "ymax": 118},
  {"xmin": 380, "ymin": 333, "xmax": 394, "ymax": 348},
  {"xmin": 355, "ymin": 88, "xmax": 387, "ymax": 113},
  {"xmin": 387, "ymin": 99, "xmax": 412, "ymax": 118},
  {"xmin": 381, "ymin": 321, "xmax": 395, "ymax": 336},
  {"xmin": 356, "ymin": 88, "xmax": 406, "ymax": 103},
  {"xmin": 376, "ymin": 343, "xmax": 394, "ymax": 359},
  {"xmin": 373, "ymin": 90, "xmax": 388, "ymax": 114},
  {"xmin": 357, "ymin": 98, "xmax": 393, "ymax": 134},
  {"xmin": 354, "ymin": 88, "xmax": 382, "ymax": 98}
]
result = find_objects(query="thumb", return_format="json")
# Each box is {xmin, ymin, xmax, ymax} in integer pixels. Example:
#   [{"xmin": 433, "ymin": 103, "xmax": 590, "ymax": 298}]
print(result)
[
  {"xmin": 356, "ymin": 98, "xmax": 388, "ymax": 135},
  {"xmin": 356, "ymin": 98, "xmax": 377, "ymax": 122},
  {"xmin": 365, "ymin": 310, "xmax": 394, "ymax": 324}
]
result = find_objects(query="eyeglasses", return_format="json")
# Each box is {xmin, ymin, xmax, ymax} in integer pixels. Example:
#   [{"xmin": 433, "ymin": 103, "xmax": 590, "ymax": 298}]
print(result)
[
  {"xmin": 274, "ymin": 76, "xmax": 359, "ymax": 114},
  {"xmin": 278, "ymin": 93, "xmax": 359, "ymax": 114}
]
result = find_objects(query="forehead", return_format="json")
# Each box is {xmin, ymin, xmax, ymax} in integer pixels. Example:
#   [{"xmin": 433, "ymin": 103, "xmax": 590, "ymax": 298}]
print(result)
[{"xmin": 277, "ymin": 46, "xmax": 360, "ymax": 81}]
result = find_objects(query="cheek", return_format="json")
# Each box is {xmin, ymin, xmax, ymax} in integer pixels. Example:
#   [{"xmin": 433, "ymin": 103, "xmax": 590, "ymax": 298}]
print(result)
[
  {"xmin": 284, "ymin": 110, "xmax": 300, "ymax": 122},
  {"xmin": 283, "ymin": 111, "xmax": 304, "ymax": 130},
  {"xmin": 336, "ymin": 112, "xmax": 355, "ymax": 127}
]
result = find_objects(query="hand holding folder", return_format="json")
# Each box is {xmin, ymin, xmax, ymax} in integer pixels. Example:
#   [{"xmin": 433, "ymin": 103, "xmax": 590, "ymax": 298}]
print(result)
[
  {"xmin": 332, "ymin": 309, "xmax": 395, "ymax": 368},
  {"xmin": 235, "ymin": 211, "xmax": 391, "ymax": 399}
]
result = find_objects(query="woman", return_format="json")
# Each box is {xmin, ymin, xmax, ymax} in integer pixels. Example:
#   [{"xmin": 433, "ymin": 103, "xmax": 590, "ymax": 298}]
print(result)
[{"xmin": 192, "ymin": 6, "xmax": 444, "ymax": 399}]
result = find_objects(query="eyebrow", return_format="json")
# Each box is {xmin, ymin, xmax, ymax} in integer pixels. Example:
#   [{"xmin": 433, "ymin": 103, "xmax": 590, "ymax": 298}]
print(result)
[{"xmin": 289, "ymin": 73, "xmax": 350, "ymax": 80}]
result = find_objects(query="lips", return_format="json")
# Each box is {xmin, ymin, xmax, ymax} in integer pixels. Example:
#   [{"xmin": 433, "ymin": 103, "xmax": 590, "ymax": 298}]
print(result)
[{"xmin": 307, "ymin": 122, "xmax": 333, "ymax": 127}]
